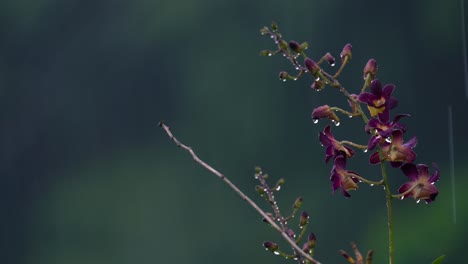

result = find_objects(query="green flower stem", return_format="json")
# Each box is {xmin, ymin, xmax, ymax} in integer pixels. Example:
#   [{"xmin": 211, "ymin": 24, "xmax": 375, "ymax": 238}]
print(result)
[
  {"xmin": 380, "ymin": 160, "xmax": 394, "ymax": 264},
  {"xmin": 354, "ymin": 175, "xmax": 384, "ymax": 186},
  {"xmin": 330, "ymin": 107, "xmax": 353, "ymax": 117},
  {"xmin": 296, "ymin": 225, "xmax": 307, "ymax": 244},
  {"xmin": 340, "ymin": 140, "xmax": 367, "ymax": 150},
  {"xmin": 333, "ymin": 56, "xmax": 349, "ymax": 78}
]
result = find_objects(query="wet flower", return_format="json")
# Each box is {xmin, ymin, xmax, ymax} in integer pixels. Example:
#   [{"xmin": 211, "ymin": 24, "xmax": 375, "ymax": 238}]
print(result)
[
  {"xmin": 369, "ymin": 130, "xmax": 417, "ymax": 167},
  {"xmin": 340, "ymin": 43, "xmax": 352, "ymax": 61},
  {"xmin": 365, "ymin": 114, "xmax": 409, "ymax": 150},
  {"xmin": 358, "ymin": 79, "xmax": 398, "ymax": 122},
  {"xmin": 289, "ymin": 40, "xmax": 301, "ymax": 53},
  {"xmin": 319, "ymin": 125, "xmax": 355, "ymax": 163},
  {"xmin": 304, "ymin": 58, "xmax": 320, "ymax": 74},
  {"xmin": 311, "ymin": 105, "xmax": 340, "ymax": 123},
  {"xmin": 398, "ymin": 163, "xmax": 440, "ymax": 204},
  {"xmin": 363, "ymin": 58, "xmax": 378, "ymax": 79},
  {"xmin": 323, "ymin": 52, "xmax": 335, "ymax": 66},
  {"xmin": 330, "ymin": 155, "xmax": 360, "ymax": 197}
]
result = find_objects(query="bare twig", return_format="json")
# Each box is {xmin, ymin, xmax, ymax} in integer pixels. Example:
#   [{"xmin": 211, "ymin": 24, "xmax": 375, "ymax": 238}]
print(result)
[{"xmin": 159, "ymin": 121, "xmax": 321, "ymax": 264}]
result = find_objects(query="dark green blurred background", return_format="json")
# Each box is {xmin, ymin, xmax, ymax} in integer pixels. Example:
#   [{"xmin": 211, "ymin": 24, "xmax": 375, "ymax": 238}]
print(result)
[{"xmin": 1, "ymin": 0, "xmax": 467, "ymax": 263}]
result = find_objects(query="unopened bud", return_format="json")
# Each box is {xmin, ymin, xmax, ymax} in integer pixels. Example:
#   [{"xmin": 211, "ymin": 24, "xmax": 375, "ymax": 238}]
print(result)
[
  {"xmin": 307, "ymin": 233, "xmax": 317, "ymax": 249},
  {"xmin": 260, "ymin": 26, "xmax": 269, "ymax": 35},
  {"xmin": 255, "ymin": 185, "xmax": 265, "ymax": 195},
  {"xmin": 311, "ymin": 105, "xmax": 340, "ymax": 123},
  {"xmin": 279, "ymin": 71, "xmax": 289, "ymax": 80},
  {"xmin": 340, "ymin": 43, "xmax": 352, "ymax": 61},
  {"xmin": 274, "ymin": 178, "xmax": 285, "ymax": 191},
  {"xmin": 263, "ymin": 241, "xmax": 279, "ymax": 252},
  {"xmin": 299, "ymin": 211, "xmax": 309, "ymax": 227},
  {"xmin": 271, "ymin": 22, "xmax": 278, "ymax": 32},
  {"xmin": 286, "ymin": 229, "xmax": 296, "ymax": 238},
  {"xmin": 259, "ymin": 50, "xmax": 272, "ymax": 56},
  {"xmin": 363, "ymin": 58, "xmax": 378, "ymax": 79},
  {"xmin": 311, "ymin": 80, "xmax": 325, "ymax": 91},
  {"xmin": 279, "ymin": 40, "xmax": 288, "ymax": 50},
  {"xmin": 339, "ymin": 250, "xmax": 354, "ymax": 262},
  {"xmin": 324, "ymin": 52, "xmax": 335, "ymax": 66},
  {"xmin": 293, "ymin": 197, "xmax": 303, "ymax": 209},
  {"xmin": 300, "ymin": 41, "xmax": 309, "ymax": 51},
  {"xmin": 289, "ymin": 41, "xmax": 301, "ymax": 53},
  {"xmin": 304, "ymin": 58, "xmax": 320, "ymax": 74}
]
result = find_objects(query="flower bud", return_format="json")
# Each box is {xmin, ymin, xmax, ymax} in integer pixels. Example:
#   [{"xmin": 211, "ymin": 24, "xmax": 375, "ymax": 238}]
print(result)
[
  {"xmin": 289, "ymin": 41, "xmax": 301, "ymax": 53},
  {"xmin": 304, "ymin": 58, "xmax": 320, "ymax": 74},
  {"xmin": 279, "ymin": 40, "xmax": 288, "ymax": 50},
  {"xmin": 299, "ymin": 211, "xmax": 309, "ymax": 227},
  {"xmin": 300, "ymin": 41, "xmax": 309, "ymax": 51},
  {"xmin": 339, "ymin": 250, "xmax": 354, "ymax": 262},
  {"xmin": 324, "ymin": 52, "xmax": 335, "ymax": 66},
  {"xmin": 340, "ymin": 43, "xmax": 352, "ymax": 61},
  {"xmin": 311, "ymin": 80, "xmax": 325, "ymax": 91},
  {"xmin": 311, "ymin": 105, "xmax": 340, "ymax": 123},
  {"xmin": 307, "ymin": 233, "xmax": 317, "ymax": 249},
  {"xmin": 286, "ymin": 229, "xmax": 296, "ymax": 238},
  {"xmin": 279, "ymin": 71, "xmax": 289, "ymax": 81},
  {"xmin": 271, "ymin": 21, "xmax": 278, "ymax": 32},
  {"xmin": 259, "ymin": 50, "xmax": 272, "ymax": 56},
  {"xmin": 293, "ymin": 196, "xmax": 303, "ymax": 209},
  {"xmin": 274, "ymin": 178, "xmax": 285, "ymax": 191},
  {"xmin": 363, "ymin": 58, "xmax": 378, "ymax": 79},
  {"xmin": 260, "ymin": 26, "xmax": 269, "ymax": 35},
  {"xmin": 263, "ymin": 241, "xmax": 279, "ymax": 252},
  {"xmin": 255, "ymin": 185, "xmax": 265, "ymax": 195}
]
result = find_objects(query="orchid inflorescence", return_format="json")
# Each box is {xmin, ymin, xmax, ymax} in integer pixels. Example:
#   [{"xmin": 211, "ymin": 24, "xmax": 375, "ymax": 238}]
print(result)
[{"xmin": 259, "ymin": 21, "xmax": 441, "ymax": 263}]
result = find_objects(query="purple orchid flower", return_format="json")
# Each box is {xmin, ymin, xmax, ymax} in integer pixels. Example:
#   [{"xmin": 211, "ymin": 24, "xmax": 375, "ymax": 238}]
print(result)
[
  {"xmin": 398, "ymin": 163, "xmax": 440, "ymax": 204},
  {"xmin": 365, "ymin": 114, "xmax": 409, "ymax": 151},
  {"xmin": 369, "ymin": 130, "xmax": 417, "ymax": 167},
  {"xmin": 358, "ymin": 79, "xmax": 398, "ymax": 122},
  {"xmin": 330, "ymin": 155, "xmax": 360, "ymax": 197},
  {"xmin": 319, "ymin": 125, "xmax": 355, "ymax": 163}
]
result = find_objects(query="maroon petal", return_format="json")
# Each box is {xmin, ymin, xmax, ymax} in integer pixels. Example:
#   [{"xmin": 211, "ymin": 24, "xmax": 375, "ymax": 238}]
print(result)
[
  {"xmin": 405, "ymin": 136, "xmax": 418, "ymax": 148},
  {"xmin": 369, "ymin": 152, "xmax": 381, "ymax": 164},
  {"xmin": 333, "ymin": 155, "xmax": 346, "ymax": 169},
  {"xmin": 319, "ymin": 131, "xmax": 332, "ymax": 146},
  {"xmin": 386, "ymin": 97, "xmax": 398, "ymax": 110},
  {"xmin": 378, "ymin": 109, "xmax": 390, "ymax": 123},
  {"xmin": 401, "ymin": 163, "xmax": 418, "ymax": 180},
  {"xmin": 393, "ymin": 114, "xmax": 410, "ymax": 123},
  {"xmin": 390, "ymin": 161, "xmax": 403, "ymax": 168},
  {"xmin": 382, "ymin": 84, "xmax": 395, "ymax": 98},
  {"xmin": 358, "ymin": 92, "xmax": 373, "ymax": 104},
  {"xmin": 397, "ymin": 182, "xmax": 413, "ymax": 197},
  {"xmin": 367, "ymin": 135, "xmax": 380, "ymax": 151},
  {"xmin": 391, "ymin": 130, "xmax": 404, "ymax": 145},
  {"xmin": 370, "ymin": 80, "xmax": 382, "ymax": 97},
  {"xmin": 429, "ymin": 163, "xmax": 440, "ymax": 183}
]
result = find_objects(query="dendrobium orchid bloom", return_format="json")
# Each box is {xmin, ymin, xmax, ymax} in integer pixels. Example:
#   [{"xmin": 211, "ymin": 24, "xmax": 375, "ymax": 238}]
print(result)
[
  {"xmin": 358, "ymin": 80, "xmax": 398, "ymax": 122},
  {"xmin": 365, "ymin": 114, "xmax": 409, "ymax": 151},
  {"xmin": 330, "ymin": 155, "xmax": 360, "ymax": 197},
  {"xmin": 319, "ymin": 125, "xmax": 355, "ymax": 163},
  {"xmin": 398, "ymin": 163, "xmax": 440, "ymax": 204},
  {"xmin": 312, "ymin": 105, "xmax": 340, "ymax": 123},
  {"xmin": 369, "ymin": 130, "xmax": 417, "ymax": 168}
]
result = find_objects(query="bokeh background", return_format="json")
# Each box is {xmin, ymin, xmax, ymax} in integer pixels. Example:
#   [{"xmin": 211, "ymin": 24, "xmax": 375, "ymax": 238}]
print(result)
[{"xmin": 1, "ymin": 0, "xmax": 467, "ymax": 263}]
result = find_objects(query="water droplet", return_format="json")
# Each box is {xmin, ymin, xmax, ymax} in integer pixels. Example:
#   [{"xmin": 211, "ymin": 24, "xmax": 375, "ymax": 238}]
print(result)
[
  {"xmin": 370, "ymin": 184, "xmax": 374, "ymax": 186},
  {"xmin": 263, "ymin": 188, "xmax": 268, "ymax": 192},
  {"xmin": 349, "ymin": 115, "xmax": 353, "ymax": 118},
  {"xmin": 293, "ymin": 78, "xmax": 298, "ymax": 81},
  {"xmin": 363, "ymin": 149, "xmax": 368, "ymax": 153},
  {"xmin": 334, "ymin": 122, "xmax": 340, "ymax": 126},
  {"xmin": 295, "ymin": 67, "xmax": 300, "ymax": 70},
  {"xmin": 313, "ymin": 119, "xmax": 319, "ymax": 124},
  {"xmin": 400, "ymin": 196, "xmax": 404, "ymax": 200},
  {"xmin": 273, "ymin": 251, "xmax": 280, "ymax": 255},
  {"xmin": 385, "ymin": 137, "xmax": 392, "ymax": 143},
  {"xmin": 331, "ymin": 63, "xmax": 335, "ymax": 67},
  {"xmin": 270, "ymin": 35, "xmax": 275, "ymax": 39},
  {"xmin": 304, "ymin": 70, "xmax": 308, "ymax": 73},
  {"xmin": 416, "ymin": 199, "xmax": 421, "ymax": 204},
  {"xmin": 315, "ymin": 77, "xmax": 320, "ymax": 81},
  {"xmin": 275, "ymin": 186, "xmax": 281, "ymax": 191},
  {"xmin": 268, "ymin": 53, "xmax": 272, "ymax": 57},
  {"xmin": 282, "ymin": 79, "xmax": 287, "ymax": 82},
  {"xmin": 293, "ymin": 257, "xmax": 298, "ymax": 260}
]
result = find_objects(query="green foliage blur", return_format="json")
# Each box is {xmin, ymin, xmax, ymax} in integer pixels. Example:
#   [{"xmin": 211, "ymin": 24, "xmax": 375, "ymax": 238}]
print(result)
[{"xmin": 1, "ymin": 0, "xmax": 467, "ymax": 263}]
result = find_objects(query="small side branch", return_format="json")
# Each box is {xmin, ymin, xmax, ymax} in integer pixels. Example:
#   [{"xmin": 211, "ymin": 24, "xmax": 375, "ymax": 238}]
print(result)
[{"xmin": 159, "ymin": 121, "xmax": 321, "ymax": 264}]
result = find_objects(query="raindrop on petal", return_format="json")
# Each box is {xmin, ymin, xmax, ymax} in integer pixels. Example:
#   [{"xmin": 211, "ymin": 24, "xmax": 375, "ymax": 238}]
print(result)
[
  {"xmin": 313, "ymin": 119, "xmax": 319, "ymax": 124},
  {"xmin": 334, "ymin": 122, "xmax": 340, "ymax": 126},
  {"xmin": 385, "ymin": 137, "xmax": 392, "ymax": 143},
  {"xmin": 416, "ymin": 199, "xmax": 421, "ymax": 204},
  {"xmin": 363, "ymin": 149, "xmax": 368, "ymax": 153}
]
